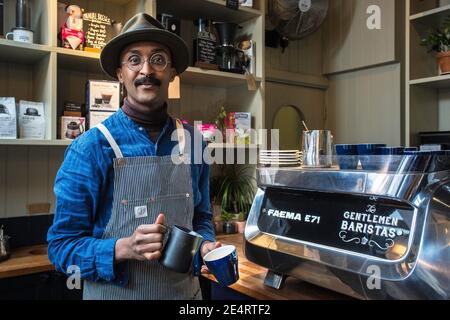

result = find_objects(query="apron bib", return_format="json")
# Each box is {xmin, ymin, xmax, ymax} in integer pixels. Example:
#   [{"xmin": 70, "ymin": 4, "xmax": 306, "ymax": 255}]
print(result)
[{"xmin": 83, "ymin": 119, "xmax": 201, "ymax": 300}]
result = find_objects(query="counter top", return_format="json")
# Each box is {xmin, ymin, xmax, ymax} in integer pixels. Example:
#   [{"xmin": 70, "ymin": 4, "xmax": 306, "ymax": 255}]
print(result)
[
  {"xmin": 0, "ymin": 245, "xmax": 53, "ymax": 280},
  {"xmin": 205, "ymin": 234, "xmax": 350, "ymax": 300},
  {"xmin": 1, "ymin": 238, "xmax": 349, "ymax": 300}
]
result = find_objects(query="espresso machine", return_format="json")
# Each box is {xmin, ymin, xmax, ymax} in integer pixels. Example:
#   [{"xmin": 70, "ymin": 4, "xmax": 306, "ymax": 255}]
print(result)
[{"xmin": 244, "ymin": 154, "xmax": 450, "ymax": 299}]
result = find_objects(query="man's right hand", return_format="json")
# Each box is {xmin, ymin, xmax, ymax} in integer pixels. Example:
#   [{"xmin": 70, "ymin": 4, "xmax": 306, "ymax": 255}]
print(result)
[{"xmin": 115, "ymin": 213, "xmax": 166, "ymax": 262}]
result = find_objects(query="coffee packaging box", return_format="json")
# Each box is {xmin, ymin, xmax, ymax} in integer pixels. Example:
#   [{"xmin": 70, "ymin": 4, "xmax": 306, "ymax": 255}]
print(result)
[
  {"xmin": 88, "ymin": 111, "xmax": 114, "ymax": 130},
  {"xmin": 61, "ymin": 116, "xmax": 85, "ymax": 140},
  {"xmin": 86, "ymin": 80, "xmax": 120, "ymax": 113},
  {"xmin": 63, "ymin": 101, "xmax": 84, "ymax": 117},
  {"xmin": 18, "ymin": 100, "xmax": 46, "ymax": 139},
  {"xmin": 233, "ymin": 112, "xmax": 251, "ymax": 144},
  {"xmin": 0, "ymin": 97, "xmax": 17, "ymax": 139}
]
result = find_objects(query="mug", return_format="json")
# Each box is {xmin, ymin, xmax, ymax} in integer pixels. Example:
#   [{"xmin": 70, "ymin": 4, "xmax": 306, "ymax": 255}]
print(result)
[
  {"xmin": 6, "ymin": 28, "xmax": 34, "ymax": 44},
  {"xmin": 203, "ymin": 245, "xmax": 239, "ymax": 287},
  {"xmin": 159, "ymin": 225, "xmax": 203, "ymax": 274}
]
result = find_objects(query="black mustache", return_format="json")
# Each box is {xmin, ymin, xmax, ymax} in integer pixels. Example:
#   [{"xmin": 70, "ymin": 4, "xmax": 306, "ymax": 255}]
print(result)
[{"xmin": 134, "ymin": 76, "xmax": 161, "ymax": 87}]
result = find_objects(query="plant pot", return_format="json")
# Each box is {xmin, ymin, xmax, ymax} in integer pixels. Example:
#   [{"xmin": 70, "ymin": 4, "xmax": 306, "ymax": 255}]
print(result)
[
  {"xmin": 235, "ymin": 221, "xmax": 246, "ymax": 234},
  {"xmin": 437, "ymin": 51, "xmax": 450, "ymax": 75},
  {"xmin": 222, "ymin": 221, "xmax": 237, "ymax": 234},
  {"xmin": 214, "ymin": 221, "xmax": 223, "ymax": 234}
]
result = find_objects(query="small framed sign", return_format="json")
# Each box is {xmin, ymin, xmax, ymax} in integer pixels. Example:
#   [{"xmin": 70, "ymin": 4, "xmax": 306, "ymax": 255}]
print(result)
[
  {"xmin": 194, "ymin": 31, "xmax": 219, "ymax": 70},
  {"xmin": 83, "ymin": 12, "xmax": 113, "ymax": 53}
]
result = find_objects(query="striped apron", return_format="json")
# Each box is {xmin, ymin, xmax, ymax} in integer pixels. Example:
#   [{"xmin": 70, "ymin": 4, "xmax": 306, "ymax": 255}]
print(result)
[{"xmin": 83, "ymin": 119, "xmax": 202, "ymax": 300}]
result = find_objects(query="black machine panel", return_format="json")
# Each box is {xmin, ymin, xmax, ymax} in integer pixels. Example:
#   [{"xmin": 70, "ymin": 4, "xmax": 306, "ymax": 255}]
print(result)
[{"xmin": 257, "ymin": 188, "xmax": 415, "ymax": 261}]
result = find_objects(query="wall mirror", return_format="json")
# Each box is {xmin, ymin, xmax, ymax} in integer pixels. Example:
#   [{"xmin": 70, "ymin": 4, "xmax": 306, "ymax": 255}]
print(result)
[{"xmin": 272, "ymin": 105, "xmax": 306, "ymax": 150}]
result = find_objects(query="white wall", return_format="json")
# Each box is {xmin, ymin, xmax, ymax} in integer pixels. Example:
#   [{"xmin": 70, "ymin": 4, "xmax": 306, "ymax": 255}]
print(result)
[{"xmin": 326, "ymin": 63, "xmax": 402, "ymax": 145}]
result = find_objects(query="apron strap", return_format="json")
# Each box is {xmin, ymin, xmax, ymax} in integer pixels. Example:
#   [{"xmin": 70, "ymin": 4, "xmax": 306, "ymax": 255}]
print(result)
[
  {"xmin": 97, "ymin": 123, "xmax": 124, "ymax": 159},
  {"xmin": 175, "ymin": 119, "xmax": 186, "ymax": 156}
]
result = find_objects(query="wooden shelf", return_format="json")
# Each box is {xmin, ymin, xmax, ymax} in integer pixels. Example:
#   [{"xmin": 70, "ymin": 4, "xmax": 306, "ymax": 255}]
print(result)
[
  {"xmin": 55, "ymin": 47, "xmax": 103, "ymax": 73},
  {"xmin": 54, "ymin": 48, "xmax": 260, "ymax": 87},
  {"xmin": 410, "ymin": 74, "xmax": 450, "ymax": 88},
  {"xmin": 182, "ymin": 67, "xmax": 261, "ymax": 88},
  {"xmin": 410, "ymin": 4, "xmax": 450, "ymax": 28},
  {"xmin": 207, "ymin": 143, "xmax": 259, "ymax": 149},
  {"xmin": 157, "ymin": 0, "xmax": 261, "ymax": 24},
  {"xmin": 0, "ymin": 39, "xmax": 52, "ymax": 64},
  {"xmin": 0, "ymin": 139, "xmax": 71, "ymax": 146},
  {"xmin": 105, "ymin": 0, "xmax": 137, "ymax": 4},
  {"xmin": 266, "ymin": 68, "xmax": 329, "ymax": 89}
]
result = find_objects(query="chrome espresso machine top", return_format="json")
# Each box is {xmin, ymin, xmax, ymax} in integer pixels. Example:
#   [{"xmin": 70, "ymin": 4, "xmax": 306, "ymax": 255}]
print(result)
[{"xmin": 244, "ymin": 155, "xmax": 450, "ymax": 300}]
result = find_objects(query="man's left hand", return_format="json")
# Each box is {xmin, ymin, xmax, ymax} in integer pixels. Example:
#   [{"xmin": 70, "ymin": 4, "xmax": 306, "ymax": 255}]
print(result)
[{"xmin": 200, "ymin": 241, "xmax": 222, "ymax": 274}]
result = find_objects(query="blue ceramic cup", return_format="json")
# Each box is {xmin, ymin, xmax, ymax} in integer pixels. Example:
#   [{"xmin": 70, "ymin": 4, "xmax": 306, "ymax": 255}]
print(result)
[
  {"xmin": 203, "ymin": 245, "xmax": 239, "ymax": 287},
  {"xmin": 335, "ymin": 144, "xmax": 358, "ymax": 170},
  {"xmin": 357, "ymin": 144, "xmax": 387, "ymax": 170}
]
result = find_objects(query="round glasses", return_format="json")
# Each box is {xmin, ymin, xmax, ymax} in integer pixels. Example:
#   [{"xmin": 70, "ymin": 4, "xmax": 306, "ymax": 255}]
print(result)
[{"xmin": 121, "ymin": 52, "xmax": 171, "ymax": 72}]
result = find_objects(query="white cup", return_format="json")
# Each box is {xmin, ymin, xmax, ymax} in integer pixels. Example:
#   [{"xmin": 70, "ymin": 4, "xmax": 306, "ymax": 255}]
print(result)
[{"xmin": 6, "ymin": 28, "xmax": 34, "ymax": 44}]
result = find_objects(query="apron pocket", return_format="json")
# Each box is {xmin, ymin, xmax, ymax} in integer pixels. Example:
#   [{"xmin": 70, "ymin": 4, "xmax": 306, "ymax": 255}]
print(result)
[{"xmin": 121, "ymin": 193, "xmax": 192, "ymax": 224}]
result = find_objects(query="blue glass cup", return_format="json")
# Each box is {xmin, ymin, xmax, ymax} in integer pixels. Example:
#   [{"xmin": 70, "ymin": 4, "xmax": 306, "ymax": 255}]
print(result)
[
  {"xmin": 203, "ymin": 245, "xmax": 239, "ymax": 287},
  {"xmin": 378, "ymin": 147, "xmax": 405, "ymax": 172},
  {"xmin": 335, "ymin": 144, "xmax": 358, "ymax": 170},
  {"xmin": 357, "ymin": 144, "xmax": 387, "ymax": 170}
]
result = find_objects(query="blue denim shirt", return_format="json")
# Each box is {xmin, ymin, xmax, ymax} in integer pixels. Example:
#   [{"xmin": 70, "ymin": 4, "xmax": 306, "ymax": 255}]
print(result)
[{"xmin": 47, "ymin": 108, "xmax": 215, "ymax": 286}]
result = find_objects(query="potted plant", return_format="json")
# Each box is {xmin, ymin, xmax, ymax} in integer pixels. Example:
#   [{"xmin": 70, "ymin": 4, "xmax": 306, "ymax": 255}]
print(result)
[
  {"xmin": 221, "ymin": 210, "xmax": 236, "ymax": 234},
  {"xmin": 215, "ymin": 106, "xmax": 228, "ymax": 139},
  {"xmin": 218, "ymin": 165, "xmax": 256, "ymax": 234},
  {"xmin": 421, "ymin": 17, "xmax": 450, "ymax": 74}
]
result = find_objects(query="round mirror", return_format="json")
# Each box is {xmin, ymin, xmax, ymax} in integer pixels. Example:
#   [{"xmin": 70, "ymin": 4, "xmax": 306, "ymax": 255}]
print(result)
[{"xmin": 272, "ymin": 105, "xmax": 305, "ymax": 150}]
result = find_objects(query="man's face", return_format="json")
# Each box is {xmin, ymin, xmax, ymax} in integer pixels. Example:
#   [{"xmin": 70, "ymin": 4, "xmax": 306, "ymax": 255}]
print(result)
[{"xmin": 116, "ymin": 41, "xmax": 176, "ymax": 108}]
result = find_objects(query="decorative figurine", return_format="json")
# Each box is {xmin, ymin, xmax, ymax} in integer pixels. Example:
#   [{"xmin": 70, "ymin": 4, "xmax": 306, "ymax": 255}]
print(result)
[{"xmin": 60, "ymin": 4, "xmax": 84, "ymax": 50}]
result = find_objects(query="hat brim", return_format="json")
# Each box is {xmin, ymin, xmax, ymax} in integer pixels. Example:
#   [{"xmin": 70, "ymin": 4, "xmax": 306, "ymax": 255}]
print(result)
[{"xmin": 100, "ymin": 29, "xmax": 189, "ymax": 79}]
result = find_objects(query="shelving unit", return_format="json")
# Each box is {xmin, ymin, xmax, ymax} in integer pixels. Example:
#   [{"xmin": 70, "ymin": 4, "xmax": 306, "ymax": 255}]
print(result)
[
  {"xmin": 406, "ymin": 0, "xmax": 450, "ymax": 146},
  {"xmin": 409, "ymin": 73, "xmax": 450, "ymax": 88},
  {"xmin": 0, "ymin": 0, "xmax": 265, "ymax": 217}
]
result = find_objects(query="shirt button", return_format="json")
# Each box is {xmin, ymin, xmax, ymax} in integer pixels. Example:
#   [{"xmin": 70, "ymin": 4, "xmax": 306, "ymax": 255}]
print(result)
[{"xmin": 139, "ymin": 127, "xmax": 143, "ymax": 131}]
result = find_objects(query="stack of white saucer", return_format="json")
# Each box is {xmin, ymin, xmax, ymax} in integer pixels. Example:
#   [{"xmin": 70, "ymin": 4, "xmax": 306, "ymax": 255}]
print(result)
[{"xmin": 259, "ymin": 150, "xmax": 302, "ymax": 167}]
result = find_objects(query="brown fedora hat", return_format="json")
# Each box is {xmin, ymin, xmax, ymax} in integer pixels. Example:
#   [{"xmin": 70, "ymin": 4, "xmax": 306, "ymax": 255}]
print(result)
[{"xmin": 100, "ymin": 13, "xmax": 189, "ymax": 79}]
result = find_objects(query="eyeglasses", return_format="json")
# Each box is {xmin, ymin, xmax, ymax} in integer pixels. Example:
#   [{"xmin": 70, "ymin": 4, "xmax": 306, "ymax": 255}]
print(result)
[{"xmin": 121, "ymin": 52, "xmax": 171, "ymax": 72}]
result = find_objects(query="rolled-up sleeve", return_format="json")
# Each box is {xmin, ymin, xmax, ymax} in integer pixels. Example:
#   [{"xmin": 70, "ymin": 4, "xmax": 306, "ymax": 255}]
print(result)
[
  {"xmin": 47, "ymin": 141, "xmax": 119, "ymax": 283},
  {"xmin": 192, "ymin": 142, "xmax": 216, "ymax": 275}
]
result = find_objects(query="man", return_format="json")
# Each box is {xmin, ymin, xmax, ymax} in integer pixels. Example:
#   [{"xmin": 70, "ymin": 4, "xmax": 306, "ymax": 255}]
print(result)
[{"xmin": 47, "ymin": 13, "xmax": 220, "ymax": 300}]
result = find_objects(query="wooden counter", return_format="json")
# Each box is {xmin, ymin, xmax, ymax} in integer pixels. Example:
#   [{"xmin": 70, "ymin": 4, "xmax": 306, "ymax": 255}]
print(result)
[
  {"xmin": 1, "ymin": 237, "xmax": 349, "ymax": 300},
  {"xmin": 0, "ymin": 245, "xmax": 54, "ymax": 280},
  {"xmin": 204, "ymin": 234, "xmax": 350, "ymax": 300}
]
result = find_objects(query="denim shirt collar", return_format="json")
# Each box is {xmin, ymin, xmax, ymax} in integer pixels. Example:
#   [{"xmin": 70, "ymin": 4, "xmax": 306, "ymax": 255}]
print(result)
[{"xmin": 116, "ymin": 107, "xmax": 175, "ymax": 148}]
